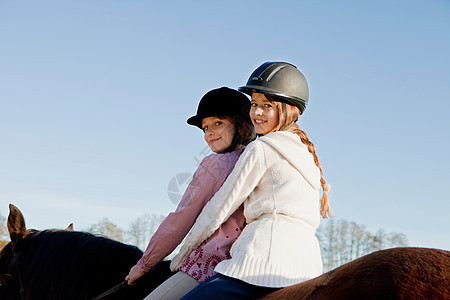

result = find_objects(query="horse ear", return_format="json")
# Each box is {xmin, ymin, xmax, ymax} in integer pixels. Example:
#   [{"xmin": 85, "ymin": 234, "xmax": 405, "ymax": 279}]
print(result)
[
  {"xmin": 66, "ymin": 223, "xmax": 74, "ymax": 231},
  {"xmin": 7, "ymin": 204, "xmax": 29, "ymax": 245}
]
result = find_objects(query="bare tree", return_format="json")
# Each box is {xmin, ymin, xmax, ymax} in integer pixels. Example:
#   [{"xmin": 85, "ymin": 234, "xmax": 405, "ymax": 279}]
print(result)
[
  {"xmin": 385, "ymin": 232, "xmax": 408, "ymax": 248},
  {"xmin": 0, "ymin": 213, "xmax": 8, "ymax": 250},
  {"xmin": 0, "ymin": 213, "xmax": 7, "ymax": 240},
  {"xmin": 86, "ymin": 218, "xmax": 124, "ymax": 242},
  {"xmin": 126, "ymin": 213, "xmax": 165, "ymax": 250},
  {"xmin": 84, "ymin": 213, "xmax": 166, "ymax": 250}
]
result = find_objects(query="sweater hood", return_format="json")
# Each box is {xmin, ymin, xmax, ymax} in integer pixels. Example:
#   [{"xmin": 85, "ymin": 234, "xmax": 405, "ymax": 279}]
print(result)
[{"xmin": 259, "ymin": 131, "xmax": 321, "ymax": 190}]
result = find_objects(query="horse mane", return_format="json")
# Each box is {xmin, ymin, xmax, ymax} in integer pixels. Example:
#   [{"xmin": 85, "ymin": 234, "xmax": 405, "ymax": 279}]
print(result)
[
  {"xmin": 17, "ymin": 229, "xmax": 162, "ymax": 299},
  {"xmin": 29, "ymin": 229, "xmax": 143, "ymax": 271}
]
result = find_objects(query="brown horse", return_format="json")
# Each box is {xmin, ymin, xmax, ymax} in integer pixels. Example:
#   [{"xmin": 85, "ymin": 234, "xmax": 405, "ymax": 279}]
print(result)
[
  {"xmin": 0, "ymin": 204, "xmax": 173, "ymax": 299},
  {"xmin": 261, "ymin": 246, "xmax": 450, "ymax": 300}
]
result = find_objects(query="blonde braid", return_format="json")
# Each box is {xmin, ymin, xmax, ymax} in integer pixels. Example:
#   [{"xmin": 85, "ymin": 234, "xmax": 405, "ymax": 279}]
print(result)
[{"xmin": 290, "ymin": 124, "xmax": 331, "ymax": 219}]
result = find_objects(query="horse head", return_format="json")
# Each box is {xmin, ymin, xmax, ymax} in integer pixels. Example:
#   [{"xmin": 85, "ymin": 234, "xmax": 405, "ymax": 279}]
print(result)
[
  {"xmin": 0, "ymin": 242, "xmax": 16, "ymax": 299},
  {"xmin": 0, "ymin": 204, "xmax": 173, "ymax": 300},
  {"xmin": 0, "ymin": 204, "xmax": 34, "ymax": 299}
]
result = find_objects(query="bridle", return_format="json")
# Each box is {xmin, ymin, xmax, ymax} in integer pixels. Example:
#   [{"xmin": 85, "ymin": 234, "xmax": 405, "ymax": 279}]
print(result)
[
  {"xmin": 3, "ymin": 251, "xmax": 26, "ymax": 300},
  {"xmin": 1, "ymin": 229, "xmax": 42, "ymax": 299}
]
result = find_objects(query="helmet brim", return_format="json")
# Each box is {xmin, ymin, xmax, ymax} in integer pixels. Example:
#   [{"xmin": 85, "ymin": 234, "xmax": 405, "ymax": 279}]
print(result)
[
  {"xmin": 239, "ymin": 85, "xmax": 307, "ymax": 114},
  {"xmin": 187, "ymin": 115, "xmax": 204, "ymax": 129}
]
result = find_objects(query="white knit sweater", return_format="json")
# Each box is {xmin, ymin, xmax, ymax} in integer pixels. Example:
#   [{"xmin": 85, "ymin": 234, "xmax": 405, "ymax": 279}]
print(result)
[{"xmin": 171, "ymin": 131, "xmax": 323, "ymax": 287}]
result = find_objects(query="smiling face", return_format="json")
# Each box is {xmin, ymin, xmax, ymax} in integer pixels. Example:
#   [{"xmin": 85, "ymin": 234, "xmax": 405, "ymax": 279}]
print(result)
[
  {"xmin": 250, "ymin": 93, "xmax": 280, "ymax": 135},
  {"xmin": 202, "ymin": 116, "xmax": 235, "ymax": 153}
]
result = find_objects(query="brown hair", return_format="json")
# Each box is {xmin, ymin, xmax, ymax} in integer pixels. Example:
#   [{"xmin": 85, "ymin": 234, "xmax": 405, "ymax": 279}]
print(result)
[
  {"xmin": 221, "ymin": 115, "xmax": 256, "ymax": 153},
  {"xmin": 268, "ymin": 97, "xmax": 331, "ymax": 218}
]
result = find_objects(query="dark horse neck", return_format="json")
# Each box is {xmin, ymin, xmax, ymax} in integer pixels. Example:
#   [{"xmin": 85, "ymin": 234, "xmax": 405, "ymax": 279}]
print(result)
[{"xmin": 9, "ymin": 230, "xmax": 173, "ymax": 300}]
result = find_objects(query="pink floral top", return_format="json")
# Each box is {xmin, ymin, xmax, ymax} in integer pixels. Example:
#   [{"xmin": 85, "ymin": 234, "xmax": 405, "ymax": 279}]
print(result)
[{"xmin": 137, "ymin": 151, "xmax": 245, "ymax": 283}]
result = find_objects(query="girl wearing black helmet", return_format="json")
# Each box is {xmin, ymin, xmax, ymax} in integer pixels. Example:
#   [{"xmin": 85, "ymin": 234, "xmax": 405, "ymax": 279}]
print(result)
[
  {"xmin": 172, "ymin": 62, "xmax": 330, "ymax": 299},
  {"xmin": 125, "ymin": 87, "xmax": 255, "ymax": 299}
]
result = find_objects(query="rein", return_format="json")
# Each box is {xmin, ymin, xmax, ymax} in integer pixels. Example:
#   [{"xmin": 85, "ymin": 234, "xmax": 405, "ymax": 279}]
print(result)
[{"xmin": 93, "ymin": 281, "xmax": 128, "ymax": 300}]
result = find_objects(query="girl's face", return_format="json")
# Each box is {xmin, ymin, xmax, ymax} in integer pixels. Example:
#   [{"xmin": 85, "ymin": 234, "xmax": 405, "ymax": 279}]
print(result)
[
  {"xmin": 202, "ymin": 116, "xmax": 235, "ymax": 153},
  {"xmin": 250, "ymin": 93, "xmax": 279, "ymax": 135}
]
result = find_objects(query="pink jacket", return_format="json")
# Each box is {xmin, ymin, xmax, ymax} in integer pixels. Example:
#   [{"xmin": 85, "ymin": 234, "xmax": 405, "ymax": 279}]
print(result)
[{"xmin": 137, "ymin": 151, "xmax": 245, "ymax": 283}]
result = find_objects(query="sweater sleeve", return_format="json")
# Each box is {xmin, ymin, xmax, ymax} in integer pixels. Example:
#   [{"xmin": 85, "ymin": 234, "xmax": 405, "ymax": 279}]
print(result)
[
  {"xmin": 137, "ymin": 155, "xmax": 225, "ymax": 272},
  {"xmin": 170, "ymin": 142, "xmax": 264, "ymax": 271}
]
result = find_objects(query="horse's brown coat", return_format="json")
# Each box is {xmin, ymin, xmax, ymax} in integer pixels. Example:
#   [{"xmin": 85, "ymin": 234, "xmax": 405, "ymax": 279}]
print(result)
[{"xmin": 261, "ymin": 247, "xmax": 450, "ymax": 300}]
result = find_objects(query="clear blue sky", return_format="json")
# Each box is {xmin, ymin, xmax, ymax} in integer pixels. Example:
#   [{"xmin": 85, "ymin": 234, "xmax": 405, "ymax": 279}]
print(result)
[{"xmin": 1, "ymin": 1, "xmax": 449, "ymax": 250}]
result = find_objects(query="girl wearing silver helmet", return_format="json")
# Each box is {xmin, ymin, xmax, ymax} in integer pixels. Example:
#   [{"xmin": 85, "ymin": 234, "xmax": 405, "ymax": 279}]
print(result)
[
  {"xmin": 172, "ymin": 62, "xmax": 330, "ymax": 299},
  {"xmin": 125, "ymin": 87, "xmax": 255, "ymax": 299}
]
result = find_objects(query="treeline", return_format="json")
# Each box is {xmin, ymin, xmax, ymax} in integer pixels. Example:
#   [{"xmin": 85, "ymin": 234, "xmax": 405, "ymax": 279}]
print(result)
[
  {"xmin": 82, "ymin": 217, "xmax": 409, "ymax": 270},
  {"xmin": 316, "ymin": 219, "xmax": 408, "ymax": 271},
  {"xmin": 86, "ymin": 213, "xmax": 165, "ymax": 251},
  {"xmin": 0, "ymin": 212, "xmax": 408, "ymax": 271}
]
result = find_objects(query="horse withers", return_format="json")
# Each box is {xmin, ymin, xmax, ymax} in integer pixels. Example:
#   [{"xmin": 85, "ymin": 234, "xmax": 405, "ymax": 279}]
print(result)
[{"xmin": 0, "ymin": 204, "xmax": 173, "ymax": 300}]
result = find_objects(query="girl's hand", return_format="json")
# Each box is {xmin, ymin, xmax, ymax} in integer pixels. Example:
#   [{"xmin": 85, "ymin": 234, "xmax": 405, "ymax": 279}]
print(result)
[{"xmin": 125, "ymin": 265, "xmax": 146, "ymax": 285}]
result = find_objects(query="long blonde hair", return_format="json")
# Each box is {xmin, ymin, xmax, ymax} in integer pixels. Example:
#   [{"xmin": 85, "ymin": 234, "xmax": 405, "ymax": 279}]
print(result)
[{"xmin": 268, "ymin": 97, "xmax": 331, "ymax": 219}]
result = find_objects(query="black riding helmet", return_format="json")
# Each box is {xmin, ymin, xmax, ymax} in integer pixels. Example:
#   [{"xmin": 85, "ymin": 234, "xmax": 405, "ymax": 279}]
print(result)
[
  {"xmin": 187, "ymin": 87, "xmax": 251, "ymax": 129},
  {"xmin": 239, "ymin": 62, "xmax": 309, "ymax": 114}
]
